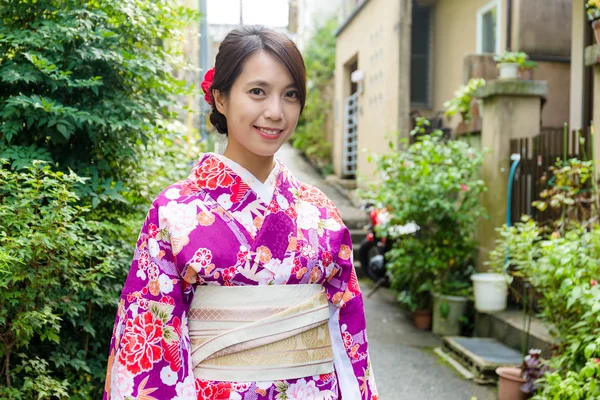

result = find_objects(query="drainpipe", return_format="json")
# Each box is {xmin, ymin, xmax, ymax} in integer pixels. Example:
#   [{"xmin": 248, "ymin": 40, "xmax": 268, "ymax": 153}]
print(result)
[{"xmin": 506, "ymin": 0, "xmax": 512, "ymax": 51}]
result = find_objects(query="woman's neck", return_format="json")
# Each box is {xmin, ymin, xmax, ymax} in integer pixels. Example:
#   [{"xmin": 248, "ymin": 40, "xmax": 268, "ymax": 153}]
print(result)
[{"xmin": 222, "ymin": 142, "xmax": 275, "ymax": 184}]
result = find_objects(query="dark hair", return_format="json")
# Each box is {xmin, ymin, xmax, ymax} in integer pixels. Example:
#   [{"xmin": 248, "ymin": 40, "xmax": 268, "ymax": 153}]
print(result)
[{"xmin": 208, "ymin": 25, "xmax": 307, "ymax": 135}]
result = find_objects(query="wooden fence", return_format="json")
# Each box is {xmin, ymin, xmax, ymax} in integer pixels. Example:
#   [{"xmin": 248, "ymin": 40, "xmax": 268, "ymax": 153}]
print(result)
[{"xmin": 509, "ymin": 128, "xmax": 592, "ymax": 224}]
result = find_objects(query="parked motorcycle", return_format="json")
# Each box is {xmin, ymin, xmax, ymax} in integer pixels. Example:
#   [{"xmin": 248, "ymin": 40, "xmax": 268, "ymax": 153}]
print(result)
[{"xmin": 358, "ymin": 203, "xmax": 420, "ymax": 297}]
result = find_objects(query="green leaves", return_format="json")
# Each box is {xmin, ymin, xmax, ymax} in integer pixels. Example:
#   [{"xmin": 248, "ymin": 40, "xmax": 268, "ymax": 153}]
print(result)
[{"xmin": 365, "ymin": 118, "xmax": 486, "ymax": 299}]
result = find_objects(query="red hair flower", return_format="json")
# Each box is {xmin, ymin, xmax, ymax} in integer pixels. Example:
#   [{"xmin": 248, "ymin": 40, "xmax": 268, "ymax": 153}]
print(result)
[{"xmin": 201, "ymin": 67, "xmax": 215, "ymax": 106}]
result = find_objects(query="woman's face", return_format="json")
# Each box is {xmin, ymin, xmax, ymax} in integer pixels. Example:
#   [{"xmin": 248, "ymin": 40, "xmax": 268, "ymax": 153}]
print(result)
[{"xmin": 214, "ymin": 50, "xmax": 302, "ymax": 159}]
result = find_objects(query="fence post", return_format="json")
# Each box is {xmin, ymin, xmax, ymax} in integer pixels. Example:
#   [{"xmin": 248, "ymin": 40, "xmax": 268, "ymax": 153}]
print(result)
[
  {"xmin": 474, "ymin": 80, "xmax": 548, "ymax": 270},
  {"xmin": 585, "ymin": 44, "xmax": 600, "ymax": 170}
]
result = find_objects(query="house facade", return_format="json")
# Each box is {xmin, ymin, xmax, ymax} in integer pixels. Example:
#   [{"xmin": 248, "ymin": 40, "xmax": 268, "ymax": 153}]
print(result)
[{"xmin": 332, "ymin": 0, "xmax": 573, "ymax": 183}]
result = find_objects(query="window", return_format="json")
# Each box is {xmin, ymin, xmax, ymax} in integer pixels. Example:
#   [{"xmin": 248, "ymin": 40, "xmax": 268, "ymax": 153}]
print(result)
[
  {"xmin": 410, "ymin": 2, "xmax": 432, "ymax": 107},
  {"xmin": 477, "ymin": 0, "xmax": 501, "ymax": 54}
]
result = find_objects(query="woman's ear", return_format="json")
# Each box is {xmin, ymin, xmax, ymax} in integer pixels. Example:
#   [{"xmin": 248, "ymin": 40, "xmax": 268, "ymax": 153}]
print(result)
[{"xmin": 213, "ymin": 90, "xmax": 227, "ymax": 116}]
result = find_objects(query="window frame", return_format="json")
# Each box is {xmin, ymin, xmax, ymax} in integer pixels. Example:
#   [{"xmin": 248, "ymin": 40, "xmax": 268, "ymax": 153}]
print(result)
[{"xmin": 476, "ymin": 0, "xmax": 501, "ymax": 55}]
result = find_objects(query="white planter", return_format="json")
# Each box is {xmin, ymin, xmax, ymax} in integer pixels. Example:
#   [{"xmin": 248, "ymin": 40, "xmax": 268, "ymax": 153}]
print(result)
[
  {"xmin": 498, "ymin": 63, "xmax": 520, "ymax": 79},
  {"xmin": 471, "ymin": 273, "xmax": 508, "ymax": 313}
]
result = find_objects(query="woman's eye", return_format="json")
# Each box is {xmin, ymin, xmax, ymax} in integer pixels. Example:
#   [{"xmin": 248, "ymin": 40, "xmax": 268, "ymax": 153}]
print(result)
[
  {"xmin": 249, "ymin": 88, "xmax": 264, "ymax": 96},
  {"xmin": 285, "ymin": 90, "xmax": 299, "ymax": 99}
]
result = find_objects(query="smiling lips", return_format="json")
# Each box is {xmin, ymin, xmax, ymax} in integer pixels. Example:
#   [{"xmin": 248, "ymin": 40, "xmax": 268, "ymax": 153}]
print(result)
[{"xmin": 254, "ymin": 125, "xmax": 283, "ymax": 139}]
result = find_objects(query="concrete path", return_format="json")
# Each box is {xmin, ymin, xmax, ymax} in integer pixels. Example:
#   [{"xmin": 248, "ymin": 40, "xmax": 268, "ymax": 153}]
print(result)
[{"xmin": 277, "ymin": 143, "xmax": 497, "ymax": 400}]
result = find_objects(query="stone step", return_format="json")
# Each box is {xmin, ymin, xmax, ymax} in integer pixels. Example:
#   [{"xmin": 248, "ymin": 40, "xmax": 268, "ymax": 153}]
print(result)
[
  {"xmin": 474, "ymin": 308, "xmax": 553, "ymax": 358},
  {"xmin": 350, "ymin": 228, "xmax": 367, "ymax": 244},
  {"xmin": 439, "ymin": 336, "xmax": 524, "ymax": 384}
]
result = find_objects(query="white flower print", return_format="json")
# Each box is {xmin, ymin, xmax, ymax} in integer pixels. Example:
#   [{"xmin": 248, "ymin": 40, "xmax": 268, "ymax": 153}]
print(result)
[
  {"xmin": 174, "ymin": 375, "xmax": 196, "ymax": 399},
  {"xmin": 165, "ymin": 187, "xmax": 181, "ymax": 200},
  {"xmin": 276, "ymin": 194, "xmax": 289, "ymax": 210},
  {"xmin": 158, "ymin": 274, "xmax": 174, "ymax": 294},
  {"xmin": 110, "ymin": 361, "xmax": 134, "ymax": 400},
  {"xmin": 286, "ymin": 378, "xmax": 321, "ymax": 400},
  {"xmin": 274, "ymin": 256, "xmax": 293, "ymax": 284},
  {"xmin": 158, "ymin": 201, "xmax": 199, "ymax": 238},
  {"xmin": 160, "ymin": 366, "xmax": 178, "ymax": 386},
  {"xmin": 296, "ymin": 201, "xmax": 321, "ymax": 230},
  {"xmin": 217, "ymin": 193, "xmax": 233, "ymax": 210},
  {"xmin": 136, "ymin": 269, "xmax": 146, "ymax": 280},
  {"xmin": 147, "ymin": 238, "xmax": 160, "ymax": 257},
  {"xmin": 263, "ymin": 257, "xmax": 281, "ymax": 274}
]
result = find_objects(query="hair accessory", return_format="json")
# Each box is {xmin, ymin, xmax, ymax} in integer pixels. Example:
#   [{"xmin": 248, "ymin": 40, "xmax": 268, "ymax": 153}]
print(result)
[{"xmin": 201, "ymin": 68, "xmax": 215, "ymax": 106}]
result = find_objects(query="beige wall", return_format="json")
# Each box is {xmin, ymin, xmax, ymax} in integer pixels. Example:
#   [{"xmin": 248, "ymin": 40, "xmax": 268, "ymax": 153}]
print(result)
[
  {"xmin": 431, "ymin": 0, "xmax": 507, "ymax": 116},
  {"xmin": 333, "ymin": 0, "xmax": 404, "ymax": 182}
]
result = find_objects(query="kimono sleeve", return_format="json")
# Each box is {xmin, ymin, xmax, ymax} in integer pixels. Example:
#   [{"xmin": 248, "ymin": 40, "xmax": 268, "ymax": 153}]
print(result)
[
  {"xmin": 103, "ymin": 202, "xmax": 196, "ymax": 400},
  {"xmin": 324, "ymin": 227, "xmax": 378, "ymax": 400}
]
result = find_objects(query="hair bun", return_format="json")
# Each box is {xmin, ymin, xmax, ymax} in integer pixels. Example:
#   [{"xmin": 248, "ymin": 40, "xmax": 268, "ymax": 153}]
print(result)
[{"xmin": 209, "ymin": 108, "xmax": 228, "ymax": 134}]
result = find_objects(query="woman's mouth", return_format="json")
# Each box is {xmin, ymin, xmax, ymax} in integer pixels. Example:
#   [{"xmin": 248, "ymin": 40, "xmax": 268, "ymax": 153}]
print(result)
[{"xmin": 254, "ymin": 126, "xmax": 283, "ymax": 139}]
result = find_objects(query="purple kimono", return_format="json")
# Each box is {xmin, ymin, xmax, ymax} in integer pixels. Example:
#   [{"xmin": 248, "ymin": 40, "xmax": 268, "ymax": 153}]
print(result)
[{"xmin": 103, "ymin": 153, "xmax": 378, "ymax": 400}]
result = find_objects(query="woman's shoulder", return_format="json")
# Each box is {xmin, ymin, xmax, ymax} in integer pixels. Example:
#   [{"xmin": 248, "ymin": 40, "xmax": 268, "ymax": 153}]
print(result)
[{"xmin": 150, "ymin": 153, "xmax": 214, "ymax": 207}]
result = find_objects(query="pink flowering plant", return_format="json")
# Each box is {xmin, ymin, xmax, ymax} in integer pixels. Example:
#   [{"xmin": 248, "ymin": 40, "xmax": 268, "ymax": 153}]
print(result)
[{"xmin": 365, "ymin": 118, "xmax": 487, "ymax": 310}]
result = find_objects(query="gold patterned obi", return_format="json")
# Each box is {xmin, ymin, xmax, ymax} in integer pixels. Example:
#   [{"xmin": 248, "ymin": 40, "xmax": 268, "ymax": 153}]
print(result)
[{"xmin": 188, "ymin": 284, "xmax": 334, "ymax": 382}]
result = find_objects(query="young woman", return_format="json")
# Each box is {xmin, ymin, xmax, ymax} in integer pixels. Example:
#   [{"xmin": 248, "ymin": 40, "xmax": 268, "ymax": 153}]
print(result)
[{"xmin": 104, "ymin": 25, "xmax": 378, "ymax": 400}]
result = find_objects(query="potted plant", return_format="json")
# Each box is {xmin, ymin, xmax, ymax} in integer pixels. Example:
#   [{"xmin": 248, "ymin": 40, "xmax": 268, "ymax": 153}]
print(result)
[
  {"xmin": 519, "ymin": 60, "xmax": 537, "ymax": 81},
  {"xmin": 365, "ymin": 118, "xmax": 487, "ymax": 333},
  {"xmin": 494, "ymin": 51, "xmax": 533, "ymax": 80},
  {"xmin": 497, "ymin": 349, "xmax": 548, "ymax": 400},
  {"xmin": 587, "ymin": 0, "xmax": 600, "ymax": 43}
]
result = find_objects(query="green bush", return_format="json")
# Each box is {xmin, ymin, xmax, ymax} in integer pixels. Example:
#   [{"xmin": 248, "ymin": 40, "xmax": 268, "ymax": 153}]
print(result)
[
  {"xmin": 0, "ymin": 161, "xmax": 122, "ymax": 398},
  {"xmin": 0, "ymin": 0, "xmax": 200, "ymax": 206},
  {"xmin": 489, "ymin": 158, "xmax": 600, "ymax": 398},
  {"xmin": 0, "ymin": 0, "xmax": 203, "ymax": 396},
  {"xmin": 366, "ymin": 119, "xmax": 486, "ymax": 311}
]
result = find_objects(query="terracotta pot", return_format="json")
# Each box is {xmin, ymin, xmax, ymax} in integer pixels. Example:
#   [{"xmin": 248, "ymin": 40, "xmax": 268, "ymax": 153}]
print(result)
[
  {"xmin": 496, "ymin": 366, "xmax": 527, "ymax": 400},
  {"xmin": 412, "ymin": 309, "xmax": 432, "ymax": 330},
  {"xmin": 519, "ymin": 68, "xmax": 534, "ymax": 81},
  {"xmin": 594, "ymin": 20, "xmax": 600, "ymax": 45}
]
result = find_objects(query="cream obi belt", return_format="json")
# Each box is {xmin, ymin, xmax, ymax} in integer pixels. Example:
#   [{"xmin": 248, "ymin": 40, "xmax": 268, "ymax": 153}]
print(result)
[{"xmin": 188, "ymin": 284, "xmax": 334, "ymax": 382}]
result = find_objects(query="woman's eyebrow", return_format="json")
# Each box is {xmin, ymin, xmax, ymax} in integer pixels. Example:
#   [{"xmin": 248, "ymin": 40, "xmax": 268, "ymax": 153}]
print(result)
[{"xmin": 246, "ymin": 80, "xmax": 297, "ymax": 90}]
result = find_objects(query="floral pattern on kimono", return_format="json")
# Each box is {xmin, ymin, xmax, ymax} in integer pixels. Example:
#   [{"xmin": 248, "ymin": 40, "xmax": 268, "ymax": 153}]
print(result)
[{"xmin": 103, "ymin": 153, "xmax": 378, "ymax": 400}]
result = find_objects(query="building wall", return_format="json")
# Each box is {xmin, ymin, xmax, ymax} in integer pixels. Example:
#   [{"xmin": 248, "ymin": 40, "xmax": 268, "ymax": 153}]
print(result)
[
  {"xmin": 333, "ymin": 0, "xmax": 404, "ymax": 182},
  {"xmin": 430, "ymin": 0, "xmax": 507, "ymax": 117}
]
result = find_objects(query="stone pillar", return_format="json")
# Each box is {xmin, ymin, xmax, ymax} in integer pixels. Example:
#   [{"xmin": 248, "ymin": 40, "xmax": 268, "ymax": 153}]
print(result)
[
  {"xmin": 474, "ymin": 80, "xmax": 548, "ymax": 269},
  {"xmin": 585, "ymin": 45, "xmax": 600, "ymax": 165}
]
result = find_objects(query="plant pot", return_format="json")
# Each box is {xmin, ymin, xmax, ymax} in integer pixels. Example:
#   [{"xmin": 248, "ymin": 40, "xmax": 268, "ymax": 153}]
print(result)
[
  {"xmin": 412, "ymin": 309, "xmax": 432, "ymax": 330},
  {"xmin": 593, "ymin": 20, "xmax": 600, "ymax": 45},
  {"xmin": 432, "ymin": 292, "xmax": 469, "ymax": 336},
  {"xmin": 519, "ymin": 68, "xmax": 534, "ymax": 81},
  {"xmin": 496, "ymin": 367, "xmax": 527, "ymax": 400},
  {"xmin": 498, "ymin": 63, "xmax": 520, "ymax": 79},
  {"xmin": 471, "ymin": 273, "xmax": 508, "ymax": 313}
]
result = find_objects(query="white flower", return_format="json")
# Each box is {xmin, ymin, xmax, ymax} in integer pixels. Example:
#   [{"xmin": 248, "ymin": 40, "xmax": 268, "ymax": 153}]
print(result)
[
  {"xmin": 229, "ymin": 393, "xmax": 242, "ymax": 400},
  {"xmin": 175, "ymin": 375, "xmax": 196, "ymax": 399},
  {"xmin": 158, "ymin": 201, "xmax": 199, "ymax": 238},
  {"xmin": 110, "ymin": 361, "xmax": 134, "ymax": 400},
  {"xmin": 136, "ymin": 269, "xmax": 146, "ymax": 280},
  {"xmin": 147, "ymin": 238, "xmax": 160, "ymax": 257},
  {"xmin": 232, "ymin": 210, "xmax": 256, "ymax": 236},
  {"xmin": 165, "ymin": 188, "xmax": 181, "ymax": 200},
  {"xmin": 296, "ymin": 201, "xmax": 321, "ymax": 230},
  {"xmin": 274, "ymin": 256, "xmax": 293, "ymax": 284},
  {"xmin": 286, "ymin": 378, "xmax": 321, "ymax": 400},
  {"xmin": 263, "ymin": 257, "xmax": 281, "ymax": 273},
  {"xmin": 276, "ymin": 194, "xmax": 289, "ymax": 210},
  {"xmin": 160, "ymin": 366, "xmax": 178, "ymax": 386},
  {"xmin": 217, "ymin": 193, "xmax": 233, "ymax": 210},
  {"xmin": 159, "ymin": 274, "xmax": 174, "ymax": 294}
]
